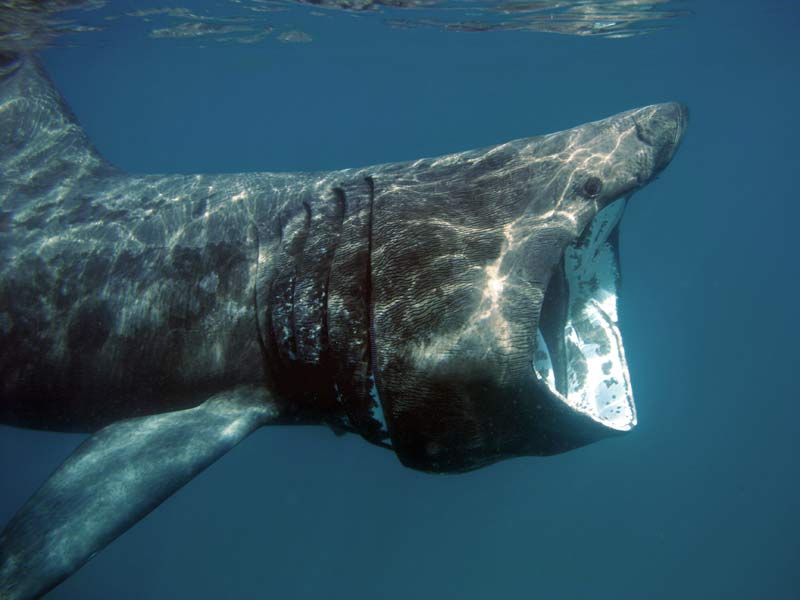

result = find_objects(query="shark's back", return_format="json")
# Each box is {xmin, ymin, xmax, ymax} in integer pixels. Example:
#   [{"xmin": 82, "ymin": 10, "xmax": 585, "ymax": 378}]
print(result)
[{"xmin": 0, "ymin": 53, "xmax": 272, "ymax": 431}]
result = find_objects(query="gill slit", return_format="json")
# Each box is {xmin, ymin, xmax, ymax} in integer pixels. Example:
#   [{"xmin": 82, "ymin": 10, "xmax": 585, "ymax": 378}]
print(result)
[
  {"xmin": 364, "ymin": 176, "xmax": 389, "ymax": 442},
  {"xmin": 251, "ymin": 223, "xmax": 268, "ymax": 380},
  {"xmin": 365, "ymin": 176, "xmax": 378, "ymax": 381},
  {"xmin": 321, "ymin": 188, "xmax": 346, "ymax": 360}
]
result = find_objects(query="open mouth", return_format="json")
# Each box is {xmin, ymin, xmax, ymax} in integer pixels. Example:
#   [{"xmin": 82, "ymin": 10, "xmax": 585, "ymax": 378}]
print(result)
[{"xmin": 533, "ymin": 197, "xmax": 636, "ymax": 431}]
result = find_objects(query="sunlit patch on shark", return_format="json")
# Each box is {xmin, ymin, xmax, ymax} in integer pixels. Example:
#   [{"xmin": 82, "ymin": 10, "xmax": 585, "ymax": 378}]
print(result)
[{"xmin": 533, "ymin": 197, "xmax": 636, "ymax": 432}]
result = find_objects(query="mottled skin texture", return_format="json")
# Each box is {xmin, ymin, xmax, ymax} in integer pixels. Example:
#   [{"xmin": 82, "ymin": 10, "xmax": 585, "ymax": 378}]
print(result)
[
  {"xmin": 0, "ymin": 53, "xmax": 686, "ymax": 473},
  {"xmin": 0, "ymin": 54, "xmax": 381, "ymax": 438}
]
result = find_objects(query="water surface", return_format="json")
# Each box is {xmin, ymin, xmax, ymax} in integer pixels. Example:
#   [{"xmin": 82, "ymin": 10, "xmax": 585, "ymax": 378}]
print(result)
[{"xmin": 1, "ymin": 1, "xmax": 798, "ymax": 598}]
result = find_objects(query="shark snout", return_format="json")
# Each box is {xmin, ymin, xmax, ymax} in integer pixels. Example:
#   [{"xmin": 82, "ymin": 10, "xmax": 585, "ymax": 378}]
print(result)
[{"xmin": 635, "ymin": 101, "xmax": 688, "ymax": 175}]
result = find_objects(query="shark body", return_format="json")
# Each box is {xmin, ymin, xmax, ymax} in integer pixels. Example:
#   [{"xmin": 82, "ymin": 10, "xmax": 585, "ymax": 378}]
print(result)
[{"xmin": 0, "ymin": 51, "xmax": 686, "ymax": 598}]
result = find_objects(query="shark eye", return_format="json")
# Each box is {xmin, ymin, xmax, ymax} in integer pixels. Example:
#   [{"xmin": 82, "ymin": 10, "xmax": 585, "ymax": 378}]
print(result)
[
  {"xmin": 581, "ymin": 176, "xmax": 603, "ymax": 198},
  {"xmin": 0, "ymin": 52, "xmax": 20, "ymax": 78}
]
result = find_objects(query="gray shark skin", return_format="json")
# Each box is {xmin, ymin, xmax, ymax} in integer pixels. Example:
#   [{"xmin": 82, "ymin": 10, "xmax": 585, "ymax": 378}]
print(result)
[{"xmin": 0, "ymin": 49, "xmax": 686, "ymax": 599}]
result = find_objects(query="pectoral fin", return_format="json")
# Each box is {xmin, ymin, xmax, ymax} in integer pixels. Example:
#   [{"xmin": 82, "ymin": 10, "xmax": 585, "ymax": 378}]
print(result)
[{"xmin": 0, "ymin": 386, "xmax": 278, "ymax": 600}]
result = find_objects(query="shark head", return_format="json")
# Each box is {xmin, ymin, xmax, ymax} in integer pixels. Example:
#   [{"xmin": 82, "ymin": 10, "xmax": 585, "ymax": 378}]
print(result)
[{"xmin": 368, "ymin": 102, "xmax": 687, "ymax": 472}]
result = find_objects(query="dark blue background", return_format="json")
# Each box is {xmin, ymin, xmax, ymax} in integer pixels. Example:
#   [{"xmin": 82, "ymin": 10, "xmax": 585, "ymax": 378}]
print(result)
[{"xmin": 2, "ymin": 1, "xmax": 798, "ymax": 598}]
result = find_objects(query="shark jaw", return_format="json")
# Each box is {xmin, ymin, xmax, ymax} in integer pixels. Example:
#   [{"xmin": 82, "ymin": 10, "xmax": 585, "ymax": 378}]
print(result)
[{"xmin": 533, "ymin": 197, "xmax": 636, "ymax": 432}]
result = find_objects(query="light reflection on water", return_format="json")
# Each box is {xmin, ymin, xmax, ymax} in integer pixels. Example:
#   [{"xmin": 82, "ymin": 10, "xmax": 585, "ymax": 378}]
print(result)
[{"xmin": 0, "ymin": 0, "xmax": 691, "ymax": 53}]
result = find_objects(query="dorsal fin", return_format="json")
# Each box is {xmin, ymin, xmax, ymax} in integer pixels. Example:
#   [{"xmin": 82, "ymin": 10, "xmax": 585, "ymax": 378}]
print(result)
[{"xmin": 0, "ymin": 51, "xmax": 117, "ymax": 203}]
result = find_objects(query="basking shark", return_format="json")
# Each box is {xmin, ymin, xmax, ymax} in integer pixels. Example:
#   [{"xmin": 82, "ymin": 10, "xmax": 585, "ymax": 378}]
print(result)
[{"xmin": 0, "ymin": 50, "xmax": 686, "ymax": 599}]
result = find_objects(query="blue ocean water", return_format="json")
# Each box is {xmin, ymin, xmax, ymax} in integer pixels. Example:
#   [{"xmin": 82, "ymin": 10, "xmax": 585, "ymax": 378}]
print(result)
[{"xmin": 1, "ymin": 1, "xmax": 798, "ymax": 598}]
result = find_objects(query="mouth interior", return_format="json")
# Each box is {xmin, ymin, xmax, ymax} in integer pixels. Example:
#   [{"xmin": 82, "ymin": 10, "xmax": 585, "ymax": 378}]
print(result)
[{"xmin": 533, "ymin": 198, "xmax": 636, "ymax": 431}]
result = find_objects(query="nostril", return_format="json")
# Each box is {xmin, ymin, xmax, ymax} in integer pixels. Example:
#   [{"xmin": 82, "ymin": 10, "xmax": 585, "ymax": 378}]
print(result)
[
  {"xmin": 635, "ymin": 103, "xmax": 688, "ymax": 173},
  {"xmin": 634, "ymin": 117, "xmax": 656, "ymax": 146},
  {"xmin": 635, "ymin": 102, "xmax": 687, "ymax": 147}
]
